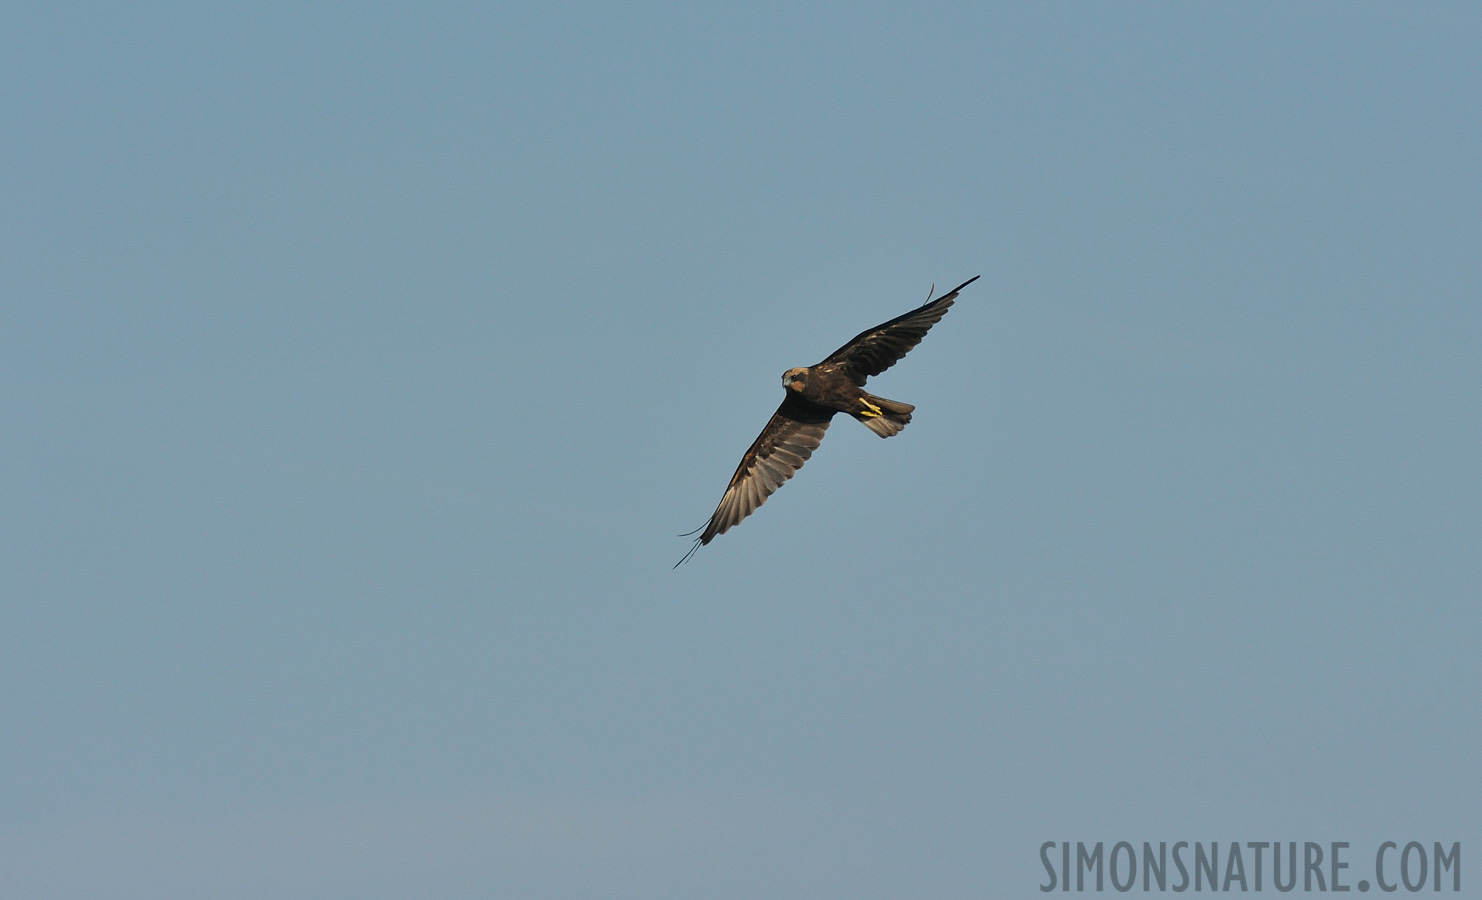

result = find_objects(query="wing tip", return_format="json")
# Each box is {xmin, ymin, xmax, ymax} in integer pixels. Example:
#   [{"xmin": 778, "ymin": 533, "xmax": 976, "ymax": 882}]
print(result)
[
  {"xmin": 945, "ymin": 274, "xmax": 980, "ymax": 297},
  {"xmin": 673, "ymin": 537, "xmax": 703, "ymax": 568},
  {"xmin": 921, "ymin": 275, "xmax": 979, "ymax": 308}
]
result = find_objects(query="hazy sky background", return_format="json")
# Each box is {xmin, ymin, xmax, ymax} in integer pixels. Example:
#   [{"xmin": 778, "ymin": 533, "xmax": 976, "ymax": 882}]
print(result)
[{"xmin": 3, "ymin": 3, "xmax": 1478, "ymax": 897}]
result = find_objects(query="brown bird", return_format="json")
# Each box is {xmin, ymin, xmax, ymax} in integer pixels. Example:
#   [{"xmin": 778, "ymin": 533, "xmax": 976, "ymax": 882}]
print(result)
[{"xmin": 677, "ymin": 276, "xmax": 979, "ymax": 566}]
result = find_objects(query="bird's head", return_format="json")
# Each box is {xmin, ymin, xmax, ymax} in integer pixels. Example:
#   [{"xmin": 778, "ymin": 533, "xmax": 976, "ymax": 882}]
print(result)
[{"xmin": 782, "ymin": 367, "xmax": 809, "ymax": 392}]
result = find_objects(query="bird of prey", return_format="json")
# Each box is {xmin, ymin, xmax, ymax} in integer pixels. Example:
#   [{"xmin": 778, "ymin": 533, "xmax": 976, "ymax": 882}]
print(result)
[{"xmin": 677, "ymin": 275, "xmax": 979, "ymax": 566}]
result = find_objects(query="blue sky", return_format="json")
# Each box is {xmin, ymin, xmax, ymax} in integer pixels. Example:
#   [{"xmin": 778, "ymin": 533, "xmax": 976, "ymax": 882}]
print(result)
[{"xmin": 2, "ymin": 3, "xmax": 1478, "ymax": 897}]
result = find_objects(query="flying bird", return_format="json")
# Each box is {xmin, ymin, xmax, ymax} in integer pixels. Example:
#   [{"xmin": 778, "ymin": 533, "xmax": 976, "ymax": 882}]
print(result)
[{"xmin": 677, "ymin": 275, "xmax": 980, "ymax": 566}]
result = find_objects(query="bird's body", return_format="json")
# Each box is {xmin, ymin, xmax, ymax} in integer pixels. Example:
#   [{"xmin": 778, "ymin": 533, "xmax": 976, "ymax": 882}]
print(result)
[
  {"xmin": 783, "ymin": 363, "xmax": 917, "ymax": 437},
  {"xmin": 677, "ymin": 275, "xmax": 979, "ymax": 566}
]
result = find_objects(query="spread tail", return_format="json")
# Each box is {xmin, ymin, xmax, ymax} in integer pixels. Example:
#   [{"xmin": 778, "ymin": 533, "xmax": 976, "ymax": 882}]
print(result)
[{"xmin": 854, "ymin": 393, "xmax": 913, "ymax": 437}]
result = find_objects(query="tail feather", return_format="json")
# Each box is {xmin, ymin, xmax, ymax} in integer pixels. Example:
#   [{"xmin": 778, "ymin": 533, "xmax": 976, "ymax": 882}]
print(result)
[{"xmin": 856, "ymin": 393, "xmax": 913, "ymax": 437}]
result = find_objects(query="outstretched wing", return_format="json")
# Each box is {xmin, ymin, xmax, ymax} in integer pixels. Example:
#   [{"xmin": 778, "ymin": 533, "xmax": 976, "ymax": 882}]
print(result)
[
  {"xmin": 677, "ymin": 395, "xmax": 834, "ymax": 565},
  {"xmin": 820, "ymin": 275, "xmax": 980, "ymax": 385}
]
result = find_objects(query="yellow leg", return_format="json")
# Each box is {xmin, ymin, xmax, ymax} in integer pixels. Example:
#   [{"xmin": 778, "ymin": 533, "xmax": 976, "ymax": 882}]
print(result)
[{"xmin": 858, "ymin": 398, "xmax": 883, "ymax": 417}]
